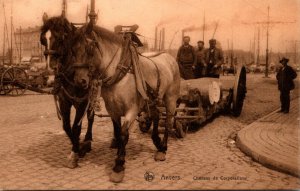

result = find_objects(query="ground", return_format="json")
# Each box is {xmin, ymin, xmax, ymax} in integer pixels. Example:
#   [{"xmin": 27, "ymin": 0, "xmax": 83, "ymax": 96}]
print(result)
[{"xmin": 0, "ymin": 73, "xmax": 299, "ymax": 190}]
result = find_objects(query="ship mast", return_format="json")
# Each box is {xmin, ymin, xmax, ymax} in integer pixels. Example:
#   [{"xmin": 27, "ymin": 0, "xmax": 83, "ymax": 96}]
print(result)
[
  {"xmin": 10, "ymin": 1, "xmax": 13, "ymax": 65},
  {"xmin": 2, "ymin": 20, "xmax": 5, "ymax": 64}
]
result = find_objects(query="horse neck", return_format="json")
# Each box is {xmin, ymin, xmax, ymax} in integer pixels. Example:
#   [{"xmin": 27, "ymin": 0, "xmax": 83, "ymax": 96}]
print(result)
[{"xmin": 99, "ymin": 39, "xmax": 123, "ymax": 78}]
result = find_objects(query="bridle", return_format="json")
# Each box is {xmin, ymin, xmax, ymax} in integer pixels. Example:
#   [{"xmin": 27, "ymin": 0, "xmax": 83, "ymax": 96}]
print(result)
[{"xmin": 72, "ymin": 33, "xmax": 121, "ymax": 85}]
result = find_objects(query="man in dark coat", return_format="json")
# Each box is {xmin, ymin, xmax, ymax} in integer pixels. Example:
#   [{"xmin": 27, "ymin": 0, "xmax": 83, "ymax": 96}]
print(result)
[
  {"xmin": 276, "ymin": 57, "xmax": 297, "ymax": 113},
  {"xmin": 193, "ymin": 41, "xmax": 206, "ymax": 78},
  {"xmin": 176, "ymin": 36, "xmax": 196, "ymax": 80},
  {"xmin": 204, "ymin": 39, "xmax": 224, "ymax": 78}
]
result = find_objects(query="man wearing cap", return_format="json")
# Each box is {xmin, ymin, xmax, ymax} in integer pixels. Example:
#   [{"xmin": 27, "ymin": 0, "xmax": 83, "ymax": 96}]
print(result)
[
  {"xmin": 194, "ymin": 41, "xmax": 206, "ymax": 78},
  {"xmin": 176, "ymin": 36, "xmax": 196, "ymax": 79},
  {"xmin": 204, "ymin": 39, "xmax": 224, "ymax": 78},
  {"xmin": 276, "ymin": 57, "xmax": 297, "ymax": 113}
]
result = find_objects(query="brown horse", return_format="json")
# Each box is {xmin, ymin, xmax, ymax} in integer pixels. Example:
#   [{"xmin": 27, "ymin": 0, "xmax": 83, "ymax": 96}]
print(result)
[
  {"xmin": 40, "ymin": 15, "xmax": 97, "ymax": 168},
  {"xmin": 69, "ymin": 22, "xmax": 180, "ymax": 182}
]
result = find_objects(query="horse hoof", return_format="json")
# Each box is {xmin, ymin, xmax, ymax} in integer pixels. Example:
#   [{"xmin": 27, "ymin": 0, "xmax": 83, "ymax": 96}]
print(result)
[
  {"xmin": 110, "ymin": 139, "xmax": 118, "ymax": 149},
  {"xmin": 66, "ymin": 152, "xmax": 79, "ymax": 169},
  {"xmin": 109, "ymin": 170, "xmax": 125, "ymax": 183},
  {"xmin": 79, "ymin": 141, "xmax": 92, "ymax": 158},
  {"xmin": 154, "ymin": 151, "xmax": 166, "ymax": 161}
]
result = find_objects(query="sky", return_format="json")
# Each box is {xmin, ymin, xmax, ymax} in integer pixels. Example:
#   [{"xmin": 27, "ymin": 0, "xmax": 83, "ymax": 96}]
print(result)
[{"xmin": 0, "ymin": 0, "xmax": 299, "ymax": 55}]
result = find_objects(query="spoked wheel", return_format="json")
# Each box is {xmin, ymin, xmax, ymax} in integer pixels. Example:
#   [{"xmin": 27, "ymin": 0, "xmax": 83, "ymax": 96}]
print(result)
[
  {"xmin": 1, "ymin": 67, "xmax": 28, "ymax": 96},
  {"xmin": 232, "ymin": 66, "xmax": 247, "ymax": 116}
]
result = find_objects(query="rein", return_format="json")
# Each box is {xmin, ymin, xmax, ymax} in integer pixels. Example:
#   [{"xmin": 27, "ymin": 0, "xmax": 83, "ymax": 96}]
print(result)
[{"xmin": 99, "ymin": 47, "xmax": 120, "ymax": 81}]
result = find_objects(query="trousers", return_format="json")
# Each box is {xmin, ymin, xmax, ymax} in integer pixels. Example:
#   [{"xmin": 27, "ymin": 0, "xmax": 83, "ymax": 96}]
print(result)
[{"xmin": 280, "ymin": 90, "xmax": 290, "ymax": 112}]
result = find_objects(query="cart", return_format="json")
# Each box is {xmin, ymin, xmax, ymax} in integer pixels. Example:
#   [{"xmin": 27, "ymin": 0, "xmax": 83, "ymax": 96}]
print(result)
[
  {"xmin": 138, "ymin": 65, "xmax": 247, "ymax": 138},
  {"xmin": 0, "ymin": 65, "xmax": 51, "ymax": 96}
]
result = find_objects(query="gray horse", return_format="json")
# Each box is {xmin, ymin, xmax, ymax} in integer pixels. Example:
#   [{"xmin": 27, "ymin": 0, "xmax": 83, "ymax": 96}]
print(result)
[{"xmin": 69, "ymin": 22, "xmax": 180, "ymax": 183}]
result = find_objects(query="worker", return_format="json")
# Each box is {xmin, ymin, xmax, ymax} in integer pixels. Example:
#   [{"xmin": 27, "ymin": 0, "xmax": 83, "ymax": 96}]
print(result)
[
  {"xmin": 176, "ymin": 36, "xmax": 196, "ymax": 79},
  {"xmin": 193, "ymin": 40, "xmax": 206, "ymax": 78},
  {"xmin": 204, "ymin": 39, "xmax": 224, "ymax": 78}
]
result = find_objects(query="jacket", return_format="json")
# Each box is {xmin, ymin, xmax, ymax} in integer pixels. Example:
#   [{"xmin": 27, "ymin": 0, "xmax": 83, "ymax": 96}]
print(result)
[
  {"xmin": 177, "ymin": 45, "xmax": 196, "ymax": 64},
  {"xmin": 276, "ymin": 65, "xmax": 297, "ymax": 91},
  {"xmin": 204, "ymin": 47, "xmax": 224, "ymax": 75}
]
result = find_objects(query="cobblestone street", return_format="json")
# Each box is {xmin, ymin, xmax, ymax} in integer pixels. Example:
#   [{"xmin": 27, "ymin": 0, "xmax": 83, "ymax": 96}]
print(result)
[{"xmin": 0, "ymin": 73, "xmax": 299, "ymax": 190}]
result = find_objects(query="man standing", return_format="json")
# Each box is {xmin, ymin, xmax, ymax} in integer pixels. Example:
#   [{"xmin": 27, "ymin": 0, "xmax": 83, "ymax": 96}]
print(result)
[
  {"xmin": 276, "ymin": 57, "xmax": 297, "ymax": 113},
  {"xmin": 204, "ymin": 39, "xmax": 224, "ymax": 78},
  {"xmin": 176, "ymin": 36, "xmax": 196, "ymax": 80},
  {"xmin": 194, "ymin": 41, "xmax": 206, "ymax": 78}
]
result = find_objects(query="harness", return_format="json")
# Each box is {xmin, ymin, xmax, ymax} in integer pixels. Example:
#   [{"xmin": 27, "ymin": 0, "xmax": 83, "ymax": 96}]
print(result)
[{"xmin": 97, "ymin": 33, "xmax": 161, "ymax": 105}]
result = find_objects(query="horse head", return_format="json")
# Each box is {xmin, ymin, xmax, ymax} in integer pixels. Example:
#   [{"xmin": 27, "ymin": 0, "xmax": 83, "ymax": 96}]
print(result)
[
  {"xmin": 40, "ymin": 13, "xmax": 76, "ymax": 71},
  {"xmin": 70, "ymin": 21, "xmax": 101, "ymax": 89}
]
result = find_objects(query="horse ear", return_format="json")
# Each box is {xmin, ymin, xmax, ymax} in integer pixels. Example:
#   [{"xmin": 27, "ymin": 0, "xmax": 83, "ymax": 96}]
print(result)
[
  {"xmin": 86, "ymin": 21, "xmax": 94, "ymax": 34},
  {"xmin": 42, "ymin": 12, "xmax": 48, "ymax": 24}
]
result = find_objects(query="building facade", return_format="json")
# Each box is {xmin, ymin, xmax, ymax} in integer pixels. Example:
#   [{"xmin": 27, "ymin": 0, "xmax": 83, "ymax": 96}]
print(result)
[{"xmin": 14, "ymin": 26, "xmax": 44, "ymax": 63}]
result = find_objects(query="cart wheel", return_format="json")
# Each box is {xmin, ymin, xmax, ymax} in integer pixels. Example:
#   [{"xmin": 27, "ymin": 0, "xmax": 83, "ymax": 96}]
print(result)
[
  {"xmin": 1, "ymin": 67, "xmax": 28, "ymax": 96},
  {"xmin": 232, "ymin": 66, "xmax": 247, "ymax": 116},
  {"xmin": 138, "ymin": 112, "xmax": 152, "ymax": 133},
  {"xmin": 175, "ymin": 120, "xmax": 187, "ymax": 138}
]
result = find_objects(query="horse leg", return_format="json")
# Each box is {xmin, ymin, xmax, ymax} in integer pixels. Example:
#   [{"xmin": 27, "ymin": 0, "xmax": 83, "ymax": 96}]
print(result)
[
  {"xmin": 59, "ymin": 99, "xmax": 78, "ymax": 168},
  {"xmin": 110, "ymin": 110, "xmax": 136, "ymax": 183},
  {"xmin": 79, "ymin": 109, "xmax": 94, "ymax": 158},
  {"xmin": 158, "ymin": 94, "xmax": 178, "ymax": 161},
  {"xmin": 150, "ymin": 104, "xmax": 165, "ymax": 161},
  {"xmin": 67, "ymin": 106, "xmax": 86, "ymax": 168},
  {"xmin": 110, "ymin": 117, "xmax": 121, "ymax": 149}
]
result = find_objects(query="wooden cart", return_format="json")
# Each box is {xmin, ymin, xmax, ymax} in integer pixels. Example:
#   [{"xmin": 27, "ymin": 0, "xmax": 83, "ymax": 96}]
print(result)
[{"xmin": 138, "ymin": 66, "xmax": 247, "ymax": 138}]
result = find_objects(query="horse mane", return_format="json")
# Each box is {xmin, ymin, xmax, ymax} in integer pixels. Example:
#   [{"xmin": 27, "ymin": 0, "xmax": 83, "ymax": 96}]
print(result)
[
  {"xmin": 92, "ymin": 25, "xmax": 123, "ymax": 45},
  {"xmin": 41, "ymin": 16, "xmax": 73, "ymax": 35},
  {"xmin": 76, "ymin": 24, "xmax": 123, "ymax": 45}
]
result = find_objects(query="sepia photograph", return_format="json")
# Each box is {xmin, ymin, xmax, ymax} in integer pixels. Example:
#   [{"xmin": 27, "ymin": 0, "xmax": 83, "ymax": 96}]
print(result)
[{"xmin": 0, "ymin": 0, "xmax": 299, "ymax": 190}]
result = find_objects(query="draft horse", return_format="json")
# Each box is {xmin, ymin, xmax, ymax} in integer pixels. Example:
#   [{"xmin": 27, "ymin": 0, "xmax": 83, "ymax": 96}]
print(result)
[
  {"xmin": 69, "ymin": 21, "xmax": 180, "ymax": 182},
  {"xmin": 40, "ymin": 15, "xmax": 97, "ymax": 168}
]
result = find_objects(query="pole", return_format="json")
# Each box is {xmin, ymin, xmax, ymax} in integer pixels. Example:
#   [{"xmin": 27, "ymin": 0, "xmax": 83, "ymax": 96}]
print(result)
[
  {"xmin": 249, "ymin": 39, "xmax": 252, "ymax": 63},
  {"xmin": 86, "ymin": 5, "xmax": 89, "ymax": 23},
  {"xmin": 2, "ymin": 23, "xmax": 5, "ymax": 64},
  {"xmin": 3, "ymin": 2, "xmax": 10, "ymax": 64},
  {"xmin": 212, "ymin": 21, "xmax": 219, "ymax": 39},
  {"xmin": 203, "ymin": 11, "xmax": 205, "ymax": 42},
  {"xmin": 231, "ymin": 39, "xmax": 233, "ymax": 66},
  {"xmin": 265, "ymin": 6, "xmax": 270, "ymax": 77},
  {"xmin": 19, "ymin": 26, "xmax": 21, "ymax": 62},
  {"xmin": 294, "ymin": 41, "xmax": 297, "ymax": 66},
  {"xmin": 257, "ymin": 27, "xmax": 260, "ymax": 67},
  {"xmin": 10, "ymin": 2, "xmax": 13, "ymax": 65},
  {"xmin": 161, "ymin": 28, "xmax": 165, "ymax": 50},
  {"xmin": 158, "ymin": 29, "xmax": 162, "ymax": 51},
  {"xmin": 181, "ymin": 30, "xmax": 184, "ymax": 45},
  {"xmin": 62, "ymin": 0, "xmax": 67, "ymax": 17},
  {"xmin": 89, "ymin": 0, "xmax": 97, "ymax": 24},
  {"xmin": 154, "ymin": 26, "xmax": 158, "ymax": 51},
  {"xmin": 253, "ymin": 27, "xmax": 256, "ymax": 65}
]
